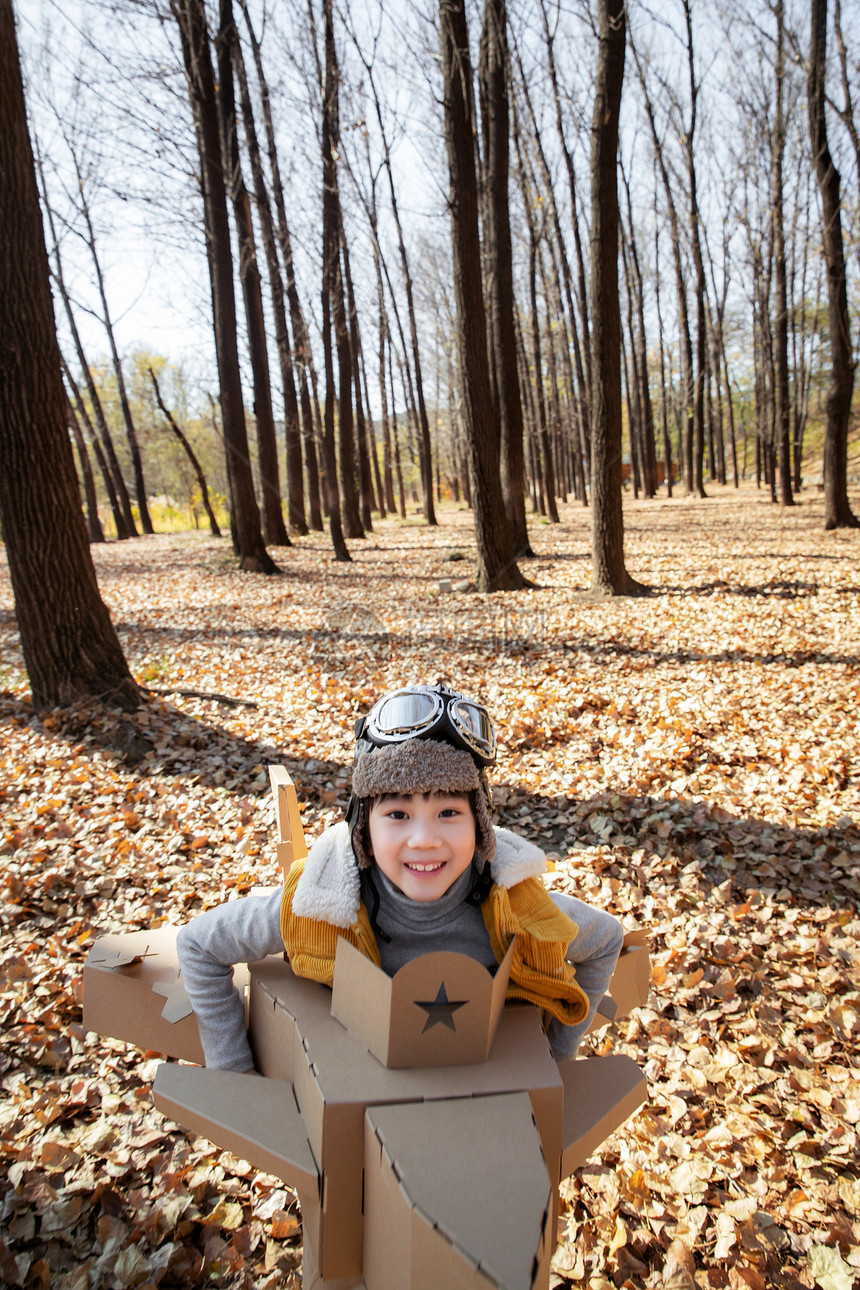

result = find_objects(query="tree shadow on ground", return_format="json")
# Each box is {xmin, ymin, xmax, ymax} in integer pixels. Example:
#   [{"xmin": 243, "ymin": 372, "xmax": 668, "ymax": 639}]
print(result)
[
  {"xmin": 0, "ymin": 691, "xmax": 346, "ymax": 806},
  {"xmin": 4, "ymin": 691, "xmax": 856, "ymax": 922},
  {"xmin": 495, "ymin": 784, "xmax": 859, "ymax": 919}
]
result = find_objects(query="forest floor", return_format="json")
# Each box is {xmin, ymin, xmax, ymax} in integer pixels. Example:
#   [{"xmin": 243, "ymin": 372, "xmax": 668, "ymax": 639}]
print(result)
[{"xmin": 1, "ymin": 483, "xmax": 859, "ymax": 1290}]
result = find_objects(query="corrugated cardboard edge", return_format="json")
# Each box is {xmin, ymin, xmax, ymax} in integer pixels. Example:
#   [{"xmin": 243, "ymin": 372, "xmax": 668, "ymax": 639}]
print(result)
[
  {"xmin": 558, "ymin": 1053, "xmax": 647, "ymax": 1180},
  {"xmin": 364, "ymin": 1093, "xmax": 552, "ymax": 1290},
  {"xmin": 153, "ymin": 1063, "xmax": 319, "ymax": 1196}
]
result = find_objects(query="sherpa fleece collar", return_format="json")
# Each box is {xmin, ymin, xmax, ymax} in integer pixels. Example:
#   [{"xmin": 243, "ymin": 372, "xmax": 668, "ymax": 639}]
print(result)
[{"xmin": 290, "ymin": 820, "xmax": 547, "ymax": 929}]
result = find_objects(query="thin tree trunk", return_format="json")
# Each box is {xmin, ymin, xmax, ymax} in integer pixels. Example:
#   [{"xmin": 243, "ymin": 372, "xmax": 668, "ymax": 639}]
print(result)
[
  {"xmin": 241, "ymin": 1, "xmax": 322, "ymax": 533},
  {"xmin": 389, "ymin": 338, "xmax": 407, "ymax": 519},
  {"xmin": 653, "ymin": 215, "xmax": 673, "ymax": 496},
  {"xmin": 808, "ymin": 0, "xmax": 857, "ymax": 528},
  {"xmin": 37, "ymin": 166, "xmax": 136, "ymax": 539},
  {"xmin": 71, "ymin": 156, "xmax": 154, "ymax": 534},
  {"xmin": 233, "ymin": 37, "xmax": 306, "ymax": 536},
  {"xmin": 622, "ymin": 165, "xmax": 658, "ymax": 496},
  {"xmin": 66, "ymin": 395, "xmax": 105, "ymax": 543},
  {"xmin": 632, "ymin": 39, "xmax": 695, "ymax": 496},
  {"xmin": 589, "ymin": 0, "xmax": 645, "ymax": 596},
  {"xmin": 217, "ymin": 0, "xmax": 289, "ymax": 548},
  {"xmin": 149, "ymin": 367, "xmax": 222, "ymax": 537},
  {"xmin": 62, "ymin": 357, "xmax": 126, "ymax": 539},
  {"xmin": 342, "ymin": 226, "xmax": 374, "ymax": 529},
  {"xmin": 512, "ymin": 41, "xmax": 590, "ymax": 500},
  {"xmin": 359, "ymin": 59, "xmax": 436, "ymax": 525},
  {"xmin": 773, "ymin": 0, "xmax": 793, "ymax": 506},
  {"xmin": 537, "ymin": 0, "xmax": 592, "ymax": 419},
  {"xmin": 680, "ymin": 0, "xmax": 707, "ymax": 498},
  {"xmin": 319, "ymin": 0, "xmax": 352, "ymax": 560}
]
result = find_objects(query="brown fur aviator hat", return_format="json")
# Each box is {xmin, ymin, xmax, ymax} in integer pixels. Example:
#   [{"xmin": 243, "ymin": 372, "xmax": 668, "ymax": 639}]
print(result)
[{"xmin": 349, "ymin": 739, "xmax": 495, "ymax": 872}]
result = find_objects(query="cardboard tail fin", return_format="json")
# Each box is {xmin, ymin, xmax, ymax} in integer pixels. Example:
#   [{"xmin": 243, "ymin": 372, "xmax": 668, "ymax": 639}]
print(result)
[
  {"xmin": 153, "ymin": 1063, "xmax": 320, "ymax": 1196},
  {"xmin": 269, "ymin": 765, "xmax": 308, "ymax": 875}
]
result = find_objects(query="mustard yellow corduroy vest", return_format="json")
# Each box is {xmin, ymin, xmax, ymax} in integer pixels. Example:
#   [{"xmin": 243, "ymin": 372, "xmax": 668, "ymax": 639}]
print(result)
[{"xmin": 280, "ymin": 859, "xmax": 589, "ymax": 1027}]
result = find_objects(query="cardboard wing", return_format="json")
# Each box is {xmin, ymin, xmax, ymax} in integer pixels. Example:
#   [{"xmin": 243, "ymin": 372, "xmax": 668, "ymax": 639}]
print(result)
[
  {"xmin": 586, "ymin": 928, "xmax": 650, "ymax": 1034},
  {"xmin": 364, "ymin": 1093, "xmax": 552, "ymax": 1290},
  {"xmin": 153, "ymin": 1063, "xmax": 319, "ymax": 1195},
  {"xmin": 83, "ymin": 926, "xmax": 205, "ymax": 1064},
  {"xmin": 331, "ymin": 939, "xmax": 516, "ymax": 1068},
  {"xmin": 558, "ymin": 1053, "xmax": 647, "ymax": 1180}
]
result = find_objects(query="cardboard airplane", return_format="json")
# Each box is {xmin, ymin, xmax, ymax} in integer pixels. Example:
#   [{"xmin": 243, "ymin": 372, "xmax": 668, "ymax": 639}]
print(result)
[{"xmin": 84, "ymin": 766, "xmax": 650, "ymax": 1290}]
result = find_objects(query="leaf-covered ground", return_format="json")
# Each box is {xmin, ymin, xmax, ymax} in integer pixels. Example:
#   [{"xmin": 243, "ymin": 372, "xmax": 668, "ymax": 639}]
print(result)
[{"xmin": 1, "ymin": 487, "xmax": 859, "ymax": 1290}]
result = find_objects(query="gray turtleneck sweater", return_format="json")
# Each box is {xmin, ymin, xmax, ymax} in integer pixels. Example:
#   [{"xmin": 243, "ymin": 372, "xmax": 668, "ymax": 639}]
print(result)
[{"xmin": 369, "ymin": 865, "xmax": 498, "ymax": 974}]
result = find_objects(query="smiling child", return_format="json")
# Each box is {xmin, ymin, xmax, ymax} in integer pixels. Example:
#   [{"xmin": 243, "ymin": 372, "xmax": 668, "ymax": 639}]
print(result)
[{"xmin": 177, "ymin": 684, "xmax": 624, "ymax": 1070}]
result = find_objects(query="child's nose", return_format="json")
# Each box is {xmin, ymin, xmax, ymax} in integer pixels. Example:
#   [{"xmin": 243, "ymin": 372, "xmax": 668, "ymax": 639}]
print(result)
[{"xmin": 408, "ymin": 818, "xmax": 440, "ymax": 847}]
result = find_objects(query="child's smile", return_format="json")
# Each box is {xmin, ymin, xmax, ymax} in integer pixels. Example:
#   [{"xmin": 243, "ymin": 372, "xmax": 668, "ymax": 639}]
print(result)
[{"xmin": 367, "ymin": 793, "xmax": 477, "ymax": 902}]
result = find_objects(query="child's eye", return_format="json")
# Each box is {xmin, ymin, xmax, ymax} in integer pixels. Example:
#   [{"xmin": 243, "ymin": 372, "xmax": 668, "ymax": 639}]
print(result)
[
  {"xmin": 385, "ymin": 809, "xmax": 409, "ymax": 821},
  {"xmin": 439, "ymin": 808, "xmax": 461, "ymax": 818}
]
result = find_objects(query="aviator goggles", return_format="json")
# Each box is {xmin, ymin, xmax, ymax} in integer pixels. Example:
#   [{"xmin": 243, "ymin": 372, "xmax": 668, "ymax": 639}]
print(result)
[{"xmin": 356, "ymin": 686, "xmax": 496, "ymax": 767}]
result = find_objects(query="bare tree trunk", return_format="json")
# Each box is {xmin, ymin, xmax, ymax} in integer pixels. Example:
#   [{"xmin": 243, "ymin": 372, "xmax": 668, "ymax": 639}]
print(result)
[
  {"xmin": 70, "ymin": 152, "xmax": 154, "ymax": 533},
  {"xmin": 217, "ymin": 0, "xmax": 289, "ymax": 548},
  {"xmin": 377, "ymin": 278, "xmax": 396, "ymax": 517},
  {"xmin": 37, "ymin": 165, "xmax": 137, "ymax": 539},
  {"xmin": 479, "ymin": 0, "xmax": 532, "ymax": 557},
  {"xmin": 513, "ymin": 46, "xmax": 589, "ymax": 505},
  {"xmin": 357, "ymin": 57, "xmax": 436, "ymax": 525},
  {"xmin": 680, "ymin": 0, "xmax": 707, "ymax": 498},
  {"xmin": 66, "ymin": 395, "xmax": 105, "ymax": 543},
  {"xmin": 511, "ymin": 100, "xmax": 558, "ymax": 525},
  {"xmin": 633, "ymin": 39, "xmax": 695, "ymax": 497},
  {"xmin": 241, "ymin": 1, "xmax": 322, "ymax": 532},
  {"xmin": 0, "ymin": 0, "xmax": 138, "ymax": 708},
  {"xmin": 319, "ymin": 0, "xmax": 352, "ymax": 560},
  {"xmin": 61, "ymin": 355, "xmax": 128, "ymax": 539},
  {"xmin": 588, "ymin": 0, "xmax": 645, "ymax": 596},
  {"xmin": 388, "ymin": 338, "xmax": 407, "ymax": 519},
  {"xmin": 172, "ymin": 0, "xmax": 275, "ymax": 572},
  {"xmin": 149, "ymin": 368, "xmax": 222, "ymax": 537},
  {"xmin": 342, "ymin": 227, "xmax": 375, "ymax": 529},
  {"xmin": 538, "ymin": 0, "xmax": 592, "ymax": 421},
  {"xmin": 653, "ymin": 212, "xmax": 673, "ymax": 496},
  {"xmin": 808, "ymin": 0, "xmax": 858, "ymax": 528},
  {"xmin": 439, "ymin": 0, "xmax": 527, "ymax": 591},
  {"xmin": 621, "ymin": 165, "xmax": 658, "ymax": 497},
  {"xmin": 233, "ymin": 36, "xmax": 306, "ymax": 536},
  {"xmin": 772, "ymin": 0, "xmax": 793, "ymax": 506}
]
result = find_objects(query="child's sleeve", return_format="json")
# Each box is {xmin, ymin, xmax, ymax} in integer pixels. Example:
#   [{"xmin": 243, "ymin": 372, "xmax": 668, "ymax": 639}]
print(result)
[
  {"xmin": 546, "ymin": 893, "xmax": 624, "ymax": 1061},
  {"xmin": 176, "ymin": 888, "xmax": 285, "ymax": 1072}
]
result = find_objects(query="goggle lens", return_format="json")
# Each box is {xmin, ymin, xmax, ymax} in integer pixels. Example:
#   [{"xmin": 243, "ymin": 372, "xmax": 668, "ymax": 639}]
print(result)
[
  {"xmin": 452, "ymin": 700, "xmax": 494, "ymax": 749},
  {"xmin": 373, "ymin": 691, "xmax": 440, "ymax": 735}
]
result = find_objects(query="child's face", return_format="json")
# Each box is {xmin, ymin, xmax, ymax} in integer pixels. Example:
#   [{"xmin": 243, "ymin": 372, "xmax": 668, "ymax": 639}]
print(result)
[{"xmin": 367, "ymin": 792, "xmax": 477, "ymax": 903}]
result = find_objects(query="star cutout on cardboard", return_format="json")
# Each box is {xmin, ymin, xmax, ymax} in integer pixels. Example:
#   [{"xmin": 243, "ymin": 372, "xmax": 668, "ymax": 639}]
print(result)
[
  {"xmin": 151, "ymin": 977, "xmax": 194, "ymax": 1024},
  {"xmin": 415, "ymin": 983, "xmax": 467, "ymax": 1033}
]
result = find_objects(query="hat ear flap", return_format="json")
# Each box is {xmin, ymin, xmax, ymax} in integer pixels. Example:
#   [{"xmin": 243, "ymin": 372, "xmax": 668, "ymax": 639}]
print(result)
[
  {"xmin": 350, "ymin": 798, "xmax": 374, "ymax": 870},
  {"xmin": 472, "ymin": 783, "xmax": 495, "ymax": 871}
]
